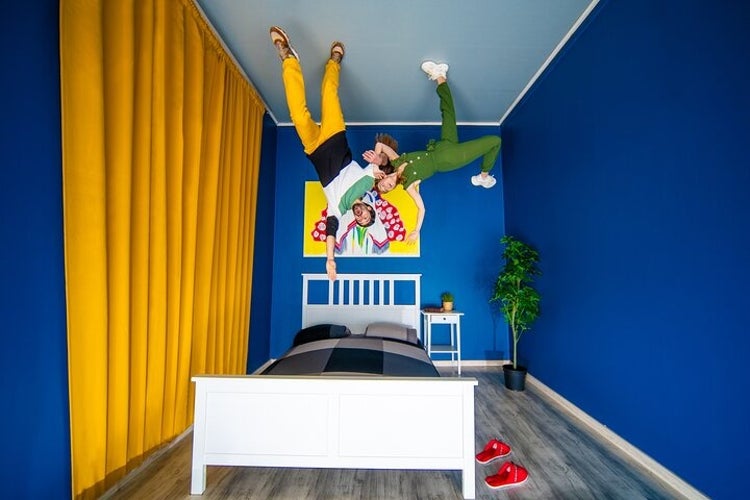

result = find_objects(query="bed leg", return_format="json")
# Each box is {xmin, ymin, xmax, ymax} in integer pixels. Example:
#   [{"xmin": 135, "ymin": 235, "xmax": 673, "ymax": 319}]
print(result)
[
  {"xmin": 190, "ymin": 379, "xmax": 208, "ymax": 494},
  {"xmin": 462, "ymin": 383, "xmax": 476, "ymax": 499},
  {"xmin": 462, "ymin": 464, "xmax": 476, "ymax": 499},
  {"xmin": 190, "ymin": 463, "xmax": 206, "ymax": 495}
]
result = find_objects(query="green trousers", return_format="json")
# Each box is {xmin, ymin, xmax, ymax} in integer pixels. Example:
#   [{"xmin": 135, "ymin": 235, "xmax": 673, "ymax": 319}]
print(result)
[{"xmin": 431, "ymin": 82, "xmax": 501, "ymax": 173}]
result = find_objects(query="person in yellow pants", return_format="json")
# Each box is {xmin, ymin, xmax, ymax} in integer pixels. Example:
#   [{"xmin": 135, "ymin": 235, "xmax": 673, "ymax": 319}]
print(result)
[{"xmin": 270, "ymin": 27, "xmax": 396, "ymax": 280}]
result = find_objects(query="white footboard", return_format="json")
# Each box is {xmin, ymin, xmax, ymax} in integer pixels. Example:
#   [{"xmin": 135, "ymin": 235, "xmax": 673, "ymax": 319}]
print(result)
[{"xmin": 191, "ymin": 375, "xmax": 478, "ymax": 499}]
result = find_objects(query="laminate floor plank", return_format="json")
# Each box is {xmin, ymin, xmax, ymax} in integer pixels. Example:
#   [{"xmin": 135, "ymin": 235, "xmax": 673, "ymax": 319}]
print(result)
[{"xmin": 105, "ymin": 367, "xmax": 680, "ymax": 500}]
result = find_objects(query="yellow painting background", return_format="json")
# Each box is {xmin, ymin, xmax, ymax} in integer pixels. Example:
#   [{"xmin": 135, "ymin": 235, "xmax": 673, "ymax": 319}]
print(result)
[{"xmin": 303, "ymin": 181, "xmax": 420, "ymax": 257}]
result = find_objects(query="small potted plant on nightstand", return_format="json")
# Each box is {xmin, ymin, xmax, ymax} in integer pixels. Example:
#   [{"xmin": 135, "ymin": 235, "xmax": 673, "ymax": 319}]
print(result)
[
  {"xmin": 441, "ymin": 292, "xmax": 454, "ymax": 311},
  {"xmin": 490, "ymin": 235, "xmax": 541, "ymax": 391}
]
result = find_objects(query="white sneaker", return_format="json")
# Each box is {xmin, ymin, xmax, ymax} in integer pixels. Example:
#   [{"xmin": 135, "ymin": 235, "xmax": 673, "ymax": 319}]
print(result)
[
  {"xmin": 471, "ymin": 173, "xmax": 496, "ymax": 188},
  {"xmin": 421, "ymin": 60, "xmax": 449, "ymax": 80}
]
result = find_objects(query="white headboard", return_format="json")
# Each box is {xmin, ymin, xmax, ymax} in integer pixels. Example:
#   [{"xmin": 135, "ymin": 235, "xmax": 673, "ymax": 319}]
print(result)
[{"xmin": 301, "ymin": 273, "xmax": 422, "ymax": 335}]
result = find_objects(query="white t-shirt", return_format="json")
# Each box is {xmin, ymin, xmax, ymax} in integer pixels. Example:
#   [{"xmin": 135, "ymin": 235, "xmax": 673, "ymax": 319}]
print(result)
[{"xmin": 322, "ymin": 161, "xmax": 376, "ymax": 219}]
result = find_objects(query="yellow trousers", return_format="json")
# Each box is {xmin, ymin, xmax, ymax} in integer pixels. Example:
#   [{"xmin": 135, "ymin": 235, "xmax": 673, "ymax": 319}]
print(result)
[{"xmin": 282, "ymin": 58, "xmax": 345, "ymax": 155}]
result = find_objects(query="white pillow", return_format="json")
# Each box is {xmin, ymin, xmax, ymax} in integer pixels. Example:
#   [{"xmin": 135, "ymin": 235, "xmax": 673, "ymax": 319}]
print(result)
[{"xmin": 364, "ymin": 322, "xmax": 419, "ymax": 345}]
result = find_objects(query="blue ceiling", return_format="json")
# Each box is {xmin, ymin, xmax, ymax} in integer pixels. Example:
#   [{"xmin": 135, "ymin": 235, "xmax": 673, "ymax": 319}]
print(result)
[{"xmin": 195, "ymin": 0, "xmax": 598, "ymax": 126}]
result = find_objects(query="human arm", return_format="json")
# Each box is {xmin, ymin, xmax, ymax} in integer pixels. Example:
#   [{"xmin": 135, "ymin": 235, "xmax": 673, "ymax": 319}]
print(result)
[
  {"xmin": 362, "ymin": 149, "xmax": 384, "ymax": 166},
  {"xmin": 325, "ymin": 215, "xmax": 339, "ymax": 280},
  {"xmin": 375, "ymin": 141, "xmax": 400, "ymax": 162},
  {"xmin": 404, "ymin": 181, "xmax": 425, "ymax": 245},
  {"xmin": 325, "ymin": 235, "xmax": 337, "ymax": 280},
  {"xmin": 363, "ymin": 142, "xmax": 401, "ymax": 167}
]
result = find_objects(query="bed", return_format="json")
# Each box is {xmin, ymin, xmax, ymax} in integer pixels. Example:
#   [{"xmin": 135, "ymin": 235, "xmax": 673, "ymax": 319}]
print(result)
[{"xmin": 191, "ymin": 273, "xmax": 479, "ymax": 499}]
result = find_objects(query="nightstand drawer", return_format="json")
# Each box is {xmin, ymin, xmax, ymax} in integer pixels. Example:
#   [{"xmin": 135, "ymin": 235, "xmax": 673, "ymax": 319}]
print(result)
[{"xmin": 429, "ymin": 314, "xmax": 457, "ymax": 324}]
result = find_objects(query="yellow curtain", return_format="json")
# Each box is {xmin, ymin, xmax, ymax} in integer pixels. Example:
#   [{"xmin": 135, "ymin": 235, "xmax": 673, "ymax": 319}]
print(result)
[{"xmin": 59, "ymin": 1, "xmax": 264, "ymax": 497}]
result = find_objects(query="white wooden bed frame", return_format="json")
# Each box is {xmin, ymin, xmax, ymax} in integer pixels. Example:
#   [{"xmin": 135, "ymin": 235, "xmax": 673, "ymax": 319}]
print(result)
[{"xmin": 191, "ymin": 273, "xmax": 478, "ymax": 498}]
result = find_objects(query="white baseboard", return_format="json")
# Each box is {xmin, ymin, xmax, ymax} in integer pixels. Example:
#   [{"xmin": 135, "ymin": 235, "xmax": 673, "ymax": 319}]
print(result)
[
  {"xmin": 107, "ymin": 360, "xmax": 705, "ymax": 500},
  {"xmin": 526, "ymin": 374, "xmax": 709, "ymax": 500},
  {"xmin": 432, "ymin": 359, "xmax": 506, "ymax": 368}
]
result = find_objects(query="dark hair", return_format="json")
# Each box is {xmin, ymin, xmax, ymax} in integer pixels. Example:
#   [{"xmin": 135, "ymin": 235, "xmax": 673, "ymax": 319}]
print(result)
[
  {"xmin": 355, "ymin": 203, "xmax": 376, "ymax": 227},
  {"xmin": 379, "ymin": 162, "xmax": 395, "ymax": 175}
]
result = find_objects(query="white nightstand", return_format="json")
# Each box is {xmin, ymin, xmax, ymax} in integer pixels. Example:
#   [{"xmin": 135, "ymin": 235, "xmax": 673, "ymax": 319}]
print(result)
[{"xmin": 421, "ymin": 310, "xmax": 464, "ymax": 375}]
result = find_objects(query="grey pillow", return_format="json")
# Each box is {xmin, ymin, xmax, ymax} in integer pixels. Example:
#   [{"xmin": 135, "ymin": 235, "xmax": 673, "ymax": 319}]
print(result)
[
  {"xmin": 293, "ymin": 324, "xmax": 351, "ymax": 346},
  {"xmin": 364, "ymin": 322, "xmax": 419, "ymax": 345}
]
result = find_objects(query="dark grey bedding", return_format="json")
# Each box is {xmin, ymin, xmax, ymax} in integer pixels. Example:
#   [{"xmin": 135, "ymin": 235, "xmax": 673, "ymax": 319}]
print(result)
[{"xmin": 261, "ymin": 335, "xmax": 440, "ymax": 377}]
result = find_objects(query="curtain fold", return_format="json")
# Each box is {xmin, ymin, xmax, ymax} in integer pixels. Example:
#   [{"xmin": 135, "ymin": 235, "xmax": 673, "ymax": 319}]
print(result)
[{"xmin": 60, "ymin": 1, "xmax": 264, "ymax": 497}]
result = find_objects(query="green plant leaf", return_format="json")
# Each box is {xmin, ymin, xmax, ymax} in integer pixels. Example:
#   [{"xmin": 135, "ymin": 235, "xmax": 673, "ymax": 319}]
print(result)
[{"xmin": 490, "ymin": 235, "xmax": 542, "ymax": 368}]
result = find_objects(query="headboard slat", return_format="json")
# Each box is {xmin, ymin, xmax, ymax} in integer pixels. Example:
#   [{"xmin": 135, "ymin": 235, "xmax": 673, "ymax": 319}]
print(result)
[{"xmin": 301, "ymin": 274, "xmax": 422, "ymax": 336}]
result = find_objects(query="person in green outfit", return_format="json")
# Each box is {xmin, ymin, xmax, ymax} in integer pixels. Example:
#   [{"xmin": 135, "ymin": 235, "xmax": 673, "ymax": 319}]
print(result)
[{"xmin": 364, "ymin": 61, "xmax": 502, "ymax": 245}]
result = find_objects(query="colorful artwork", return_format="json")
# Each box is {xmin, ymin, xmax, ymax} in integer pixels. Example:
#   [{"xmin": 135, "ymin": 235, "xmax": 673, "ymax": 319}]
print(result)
[{"xmin": 303, "ymin": 181, "xmax": 420, "ymax": 257}]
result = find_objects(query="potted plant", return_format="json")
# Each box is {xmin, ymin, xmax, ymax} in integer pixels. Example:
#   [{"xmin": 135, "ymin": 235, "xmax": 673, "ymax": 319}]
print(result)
[
  {"xmin": 441, "ymin": 291, "xmax": 454, "ymax": 311},
  {"xmin": 490, "ymin": 235, "xmax": 541, "ymax": 391}
]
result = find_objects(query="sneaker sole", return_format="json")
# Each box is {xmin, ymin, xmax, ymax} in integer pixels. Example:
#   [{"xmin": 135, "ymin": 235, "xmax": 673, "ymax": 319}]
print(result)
[
  {"xmin": 330, "ymin": 41, "xmax": 345, "ymax": 62},
  {"xmin": 421, "ymin": 60, "xmax": 448, "ymax": 80},
  {"xmin": 476, "ymin": 451, "xmax": 511, "ymax": 464},
  {"xmin": 269, "ymin": 26, "xmax": 290, "ymax": 44},
  {"xmin": 485, "ymin": 475, "xmax": 528, "ymax": 489},
  {"xmin": 471, "ymin": 177, "xmax": 496, "ymax": 188},
  {"xmin": 270, "ymin": 26, "xmax": 299, "ymax": 59}
]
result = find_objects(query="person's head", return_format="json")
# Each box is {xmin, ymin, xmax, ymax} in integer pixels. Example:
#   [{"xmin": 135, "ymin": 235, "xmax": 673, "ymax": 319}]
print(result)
[
  {"xmin": 352, "ymin": 201, "xmax": 376, "ymax": 227},
  {"xmin": 376, "ymin": 172, "xmax": 401, "ymax": 193},
  {"xmin": 374, "ymin": 133, "xmax": 398, "ymax": 167},
  {"xmin": 376, "ymin": 133, "xmax": 398, "ymax": 152}
]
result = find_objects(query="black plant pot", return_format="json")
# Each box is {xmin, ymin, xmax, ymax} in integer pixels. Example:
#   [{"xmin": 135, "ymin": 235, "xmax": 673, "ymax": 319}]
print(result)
[{"xmin": 503, "ymin": 364, "xmax": 527, "ymax": 391}]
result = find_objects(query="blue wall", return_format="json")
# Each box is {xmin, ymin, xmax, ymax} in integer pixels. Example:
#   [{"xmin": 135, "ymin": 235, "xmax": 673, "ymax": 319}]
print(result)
[
  {"xmin": 12, "ymin": 0, "xmax": 745, "ymax": 497},
  {"xmin": 1, "ymin": 1, "xmax": 71, "ymax": 497},
  {"xmin": 247, "ymin": 113, "xmax": 278, "ymax": 373},
  {"xmin": 501, "ymin": 1, "xmax": 750, "ymax": 498},
  {"xmin": 268, "ymin": 124, "xmax": 506, "ymax": 360},
  {"xmin": 0, "ymin": 1, "xmax": 496, "ymax": 496}
]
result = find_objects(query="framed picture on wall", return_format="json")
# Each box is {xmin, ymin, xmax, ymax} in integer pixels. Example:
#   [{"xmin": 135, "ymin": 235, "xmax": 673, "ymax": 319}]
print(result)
[{"xmin": 303, "ymin": 181, "xmax": 420, "ymax": 257}]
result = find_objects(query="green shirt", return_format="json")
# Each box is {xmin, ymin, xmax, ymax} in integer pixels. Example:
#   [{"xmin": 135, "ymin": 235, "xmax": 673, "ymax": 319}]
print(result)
[
  {"xmin": 393, "ymin": 150, "xmax": 437, "ymax": 188},
  {"xmin": 338, "ymin": 176, "xmax": 373, "ymax": 214}
]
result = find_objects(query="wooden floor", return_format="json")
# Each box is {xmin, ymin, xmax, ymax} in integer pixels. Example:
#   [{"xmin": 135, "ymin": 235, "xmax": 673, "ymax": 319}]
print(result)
[{"xmin": 105, "ymin": 367, "xmax": 680, "ymax": 500}]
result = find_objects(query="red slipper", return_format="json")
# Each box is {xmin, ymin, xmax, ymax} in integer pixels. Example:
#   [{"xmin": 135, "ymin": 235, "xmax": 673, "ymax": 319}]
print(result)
[
  {"xmin": 475, "ymin": 438, "xmax": 511, "ymax": 464},
  {"xmin": 485, "ymin": 461, "xmax": 528, "ymax": 489}
]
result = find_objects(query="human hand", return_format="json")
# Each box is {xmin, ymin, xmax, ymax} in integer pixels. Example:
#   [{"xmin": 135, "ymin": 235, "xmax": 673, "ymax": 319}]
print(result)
[
  {"xmin": 405, "ymin": 231, "xmax": 420, "ymax": 245},
  {"xmin": 326, "ymin": 259, "xmax": 337, "ymax": 281},
  {"xmin": 363, "ymin": 150, "xmax": 378, "ymax": 164},
  {"xmin": 372, "ymin": 164, "xmax": 385, "ymax": 179}
]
